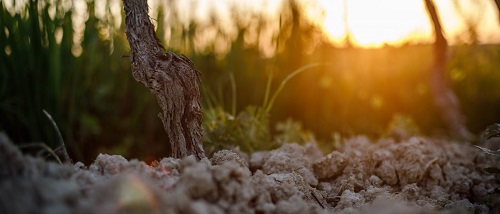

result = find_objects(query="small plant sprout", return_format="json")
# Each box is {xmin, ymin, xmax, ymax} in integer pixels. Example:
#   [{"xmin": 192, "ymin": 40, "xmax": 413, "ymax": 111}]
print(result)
[{"xmin": 202, "ymin": 63, "xmax": 323, "ymax": 154}]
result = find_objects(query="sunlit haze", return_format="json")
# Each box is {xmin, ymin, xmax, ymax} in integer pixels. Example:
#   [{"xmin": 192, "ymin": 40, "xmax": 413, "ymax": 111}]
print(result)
[
  {"xmin": 3, "ymin": 0, "xmax": 500, "ymax": 49},
  {"xmin": 165, "ymin": 0, "xmax": 500, "ymax": 48},
  {"xmin": 318, "ymin": 0, "xmax": 500, "ymax": 47}
]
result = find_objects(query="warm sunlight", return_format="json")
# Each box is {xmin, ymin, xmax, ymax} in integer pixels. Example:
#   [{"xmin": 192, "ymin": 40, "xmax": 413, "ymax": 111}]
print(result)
[{"xmin": 318, "ymin": 0, "xmax": 500, "ymax": 47}]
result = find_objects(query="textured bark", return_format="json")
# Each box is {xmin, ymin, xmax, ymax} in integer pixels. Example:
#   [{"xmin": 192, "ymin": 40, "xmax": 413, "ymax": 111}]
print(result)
[
  {"xmin": 122, "ymin": 0, "xmax": 205, "ymax": 159},
  {"xmin": 424, "ymin": 0, "xmax": 472, "ymax": 139}
]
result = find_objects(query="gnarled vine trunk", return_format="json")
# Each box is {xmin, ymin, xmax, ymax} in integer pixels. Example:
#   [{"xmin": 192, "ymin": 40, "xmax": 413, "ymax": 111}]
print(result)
[{"xmin": 122, "ymin": 0, "xmax": 205, "ymax": 159}]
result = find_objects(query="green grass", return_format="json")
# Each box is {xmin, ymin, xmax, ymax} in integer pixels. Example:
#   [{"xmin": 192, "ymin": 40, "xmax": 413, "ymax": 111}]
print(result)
[{"xmin": 202, "ymin": 63, "xmax": 322, "ymax": 154}]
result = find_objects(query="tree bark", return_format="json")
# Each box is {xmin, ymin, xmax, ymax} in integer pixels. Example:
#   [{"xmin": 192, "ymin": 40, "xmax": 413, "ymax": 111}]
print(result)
[
  {"xmin": 424, "ymin": 0, "xmax": 472, "ymax": 139},
  {"xmin": 122, "ymin": 0, "xmax": 206, "ymax": 159},
  {"xmin": 494, "ymin": 0, "xmax": 500, "ymax": 24}
]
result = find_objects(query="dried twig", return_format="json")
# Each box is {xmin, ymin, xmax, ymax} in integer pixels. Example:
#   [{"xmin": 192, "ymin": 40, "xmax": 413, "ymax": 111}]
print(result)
[
  {"xmin": 43, "ymin": 109, "xmax": 72, "ymax": 164},
  {"xmin": 311, "ymin": 190, "xmax": 325, "ymax": 209},
  {"xmin": 418, "ymin": 157, "xmax": 439, "ymax": 183},
  {"xmin": 19, "ymin": 143, "xmax": 63, "ymax": 164}
]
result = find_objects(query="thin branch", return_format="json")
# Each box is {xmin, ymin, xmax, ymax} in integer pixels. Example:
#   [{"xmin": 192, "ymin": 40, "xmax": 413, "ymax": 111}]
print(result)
[
  {"xmin": 19, "ymin": 143, "xmax": 63, "ymax": 164},
  {"xmin": 424, "ymin": 0, "xmax": 447, "ymax": 48},
  {"xmin": 311, "ymin": 190, "xmax": 325, "ymax": 209},
  {"xmin": 43, "ymin": 109, "xmax": 72, "ymax": 164}
]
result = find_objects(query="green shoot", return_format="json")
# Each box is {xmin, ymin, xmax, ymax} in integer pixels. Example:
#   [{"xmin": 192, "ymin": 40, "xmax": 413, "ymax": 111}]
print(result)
[
  {"xmin": 262, "ymin": 63, "xmax": 322, "ymax": 114},
  {"xmin": 229, "ymin": 72, "xmax": 237, "ymax": 116},
  {"xmin": 262, "ymin": 14, "xmax": 281, "ymax": 111}
]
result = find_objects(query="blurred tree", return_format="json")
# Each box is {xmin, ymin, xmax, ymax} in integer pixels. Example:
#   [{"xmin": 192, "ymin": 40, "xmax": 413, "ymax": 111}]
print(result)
[
  {"xmin": 493, "ymin": 0, "xmax": 500, "ymax": 24},
  {"xmin": 451, "ymin": 0, "xmax": 479, "ymax": 44},
  {"xmin": 424, "ymin": 0, "xmax": 472, "ymax": 139}
]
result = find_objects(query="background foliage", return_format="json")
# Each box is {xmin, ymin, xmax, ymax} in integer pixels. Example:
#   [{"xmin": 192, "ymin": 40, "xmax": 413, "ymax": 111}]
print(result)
[{"xmin": 1, "ymin": 0, "xmax": 499, "ymax": 163}]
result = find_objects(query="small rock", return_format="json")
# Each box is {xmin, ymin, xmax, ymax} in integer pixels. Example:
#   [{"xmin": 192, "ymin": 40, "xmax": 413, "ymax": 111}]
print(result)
[{"xmin": 313, "ymin": 151, "xmax": 347, "ymax": 180}]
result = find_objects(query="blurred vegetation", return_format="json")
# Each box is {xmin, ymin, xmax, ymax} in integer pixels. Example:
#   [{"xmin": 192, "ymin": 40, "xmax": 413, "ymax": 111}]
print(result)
[{"xmin": 1, "ymin": 0, "xmax": 500, "ymax": 163}]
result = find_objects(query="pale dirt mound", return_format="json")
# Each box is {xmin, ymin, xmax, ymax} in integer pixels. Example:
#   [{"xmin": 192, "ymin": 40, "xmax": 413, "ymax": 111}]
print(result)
[{"xmin": 0, "ymin": 132, "xmax": 499, "ymax": 214}]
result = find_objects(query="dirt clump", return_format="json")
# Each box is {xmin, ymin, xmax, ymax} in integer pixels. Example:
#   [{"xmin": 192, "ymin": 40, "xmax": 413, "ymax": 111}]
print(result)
[{"xmin": 0, "ymin": 132, "xmax": 499, "ymax": 213}]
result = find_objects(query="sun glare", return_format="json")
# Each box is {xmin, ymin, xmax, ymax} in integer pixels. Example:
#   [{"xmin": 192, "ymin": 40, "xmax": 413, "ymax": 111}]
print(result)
[{"xmin": 318, "ymin": 0, "xmax": 500, "ymax": 48}]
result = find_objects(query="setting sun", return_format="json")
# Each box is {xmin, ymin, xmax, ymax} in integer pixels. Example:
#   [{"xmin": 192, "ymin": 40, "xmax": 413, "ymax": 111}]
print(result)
[{"xmin": 318, "ymin": 0, "xmax": 500, "ymax": 47}]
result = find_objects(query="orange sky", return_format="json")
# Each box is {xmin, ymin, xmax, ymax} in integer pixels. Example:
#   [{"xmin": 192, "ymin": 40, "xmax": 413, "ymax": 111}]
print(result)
[
  {"xmin": 168, "ymin": 0, "xmax": 500, "ymax": 49},
  {"xmin": 3, "ymin": 0, "xmax": 499, "ymax": 51},
  {"xmin": 317, "ymin": 0, "xmax": 500, "ymax": 47}
]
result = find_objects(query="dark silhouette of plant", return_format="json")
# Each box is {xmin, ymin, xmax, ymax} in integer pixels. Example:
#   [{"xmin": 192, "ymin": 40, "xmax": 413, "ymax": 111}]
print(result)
[{"xmin": 424, "ymin": 0, "xmax": 472, "ymax": 139}]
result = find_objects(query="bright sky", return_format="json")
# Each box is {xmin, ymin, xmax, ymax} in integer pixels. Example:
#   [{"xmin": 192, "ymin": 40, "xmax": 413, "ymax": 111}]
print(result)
[
  {"xmin": 169, "ymin": 0, "xmax": 500, "ymax": 50},
  {"xmin": 3, "ymin": 0, "xmax": 500, "ymax": 51},
  {"xmin": 317, "ymin": 0, "xmax": 500, "ymax": 47}
]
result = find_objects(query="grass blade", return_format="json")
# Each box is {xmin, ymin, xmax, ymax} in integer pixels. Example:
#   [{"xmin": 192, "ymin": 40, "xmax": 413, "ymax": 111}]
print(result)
[
  {"xmin": 43, "ymin": 109, "xmax": 71, "ymax": 164},
  {"xmin": 264, "ymin": 63, "xmax": 322, "ymax": 113}
]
